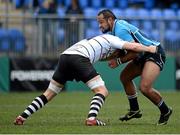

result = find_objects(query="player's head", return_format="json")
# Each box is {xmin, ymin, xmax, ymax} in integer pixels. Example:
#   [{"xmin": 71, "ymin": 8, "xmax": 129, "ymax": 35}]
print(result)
[{"xmin": 97, "ymin": 9, "xmax": 117, "ymax": 33}]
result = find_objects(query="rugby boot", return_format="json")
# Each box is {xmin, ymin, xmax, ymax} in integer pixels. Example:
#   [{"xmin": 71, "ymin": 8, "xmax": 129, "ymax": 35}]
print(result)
[
  {"xmin": 157, "ymin": 107, "xmax": 172, "ymax": 125},
  {"xmin": 14, "ymin": 115, "xmax": 26, "ymax": 125},
  {"xmin": 119, "ymin": 110, "xmax": 142, "ymax": 121},
  {"xmin": 85, "ymin": 118, "xmax": 106, "ymax": 126}
]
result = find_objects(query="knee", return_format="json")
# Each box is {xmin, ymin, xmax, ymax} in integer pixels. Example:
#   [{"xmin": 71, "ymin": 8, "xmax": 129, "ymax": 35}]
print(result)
[{"xmin": 139, "ymin": 82, "xmax": 151, "ymax": 95}]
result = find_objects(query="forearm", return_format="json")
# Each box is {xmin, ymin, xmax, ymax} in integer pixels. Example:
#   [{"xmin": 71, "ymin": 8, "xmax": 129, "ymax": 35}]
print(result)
[
  {"xmin": 109, "ymin": 51, "xmax": 138, "ymax": 68},
  {"xmin": 123, "ymin": 42, "xmax": 156, "ymax": 53},
  {"xmin": 120, "ymin": 51, "xmax": 138, "ymax": 63},
  {"xmin": 134, "ymin": 43, "xmax": 152, "ymax": 52}
]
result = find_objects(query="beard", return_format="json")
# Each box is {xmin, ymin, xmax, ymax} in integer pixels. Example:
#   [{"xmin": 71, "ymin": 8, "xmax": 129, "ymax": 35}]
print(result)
[{"xmin": 102, "ymin": 26, "xmax": 111, "ymax": 33}]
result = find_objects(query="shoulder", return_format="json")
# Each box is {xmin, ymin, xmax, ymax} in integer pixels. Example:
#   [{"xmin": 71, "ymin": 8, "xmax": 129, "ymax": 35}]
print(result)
[
  {"xmin": 116, "ymin": 20, "xmax": 129, "ymax": 26},
  {"xmin": 114, "ymin": 20, "xmax": 129, "ymax": 32}
]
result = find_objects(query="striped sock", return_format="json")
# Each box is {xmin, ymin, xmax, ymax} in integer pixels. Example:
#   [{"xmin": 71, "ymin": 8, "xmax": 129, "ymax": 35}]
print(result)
[
  {"xmin": 21, "ymin": 95, "xmax": 48, "ymax": 119},
  {"xmin": 88, "ymin": 93, "xmax": 105, "ymax": 120}
]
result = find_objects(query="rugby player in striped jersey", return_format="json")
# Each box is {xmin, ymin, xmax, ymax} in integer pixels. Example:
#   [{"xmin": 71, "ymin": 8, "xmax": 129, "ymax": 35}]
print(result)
[{"xmin": 14, "ymin": 34, "xmax": 157, "ymax": 126}]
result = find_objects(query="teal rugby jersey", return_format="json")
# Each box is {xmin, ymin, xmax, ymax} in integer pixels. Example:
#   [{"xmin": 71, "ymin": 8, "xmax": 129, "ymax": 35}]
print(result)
[{"xmin": 111, "ymin": 19, "xmax": 160, "ymax": 46}]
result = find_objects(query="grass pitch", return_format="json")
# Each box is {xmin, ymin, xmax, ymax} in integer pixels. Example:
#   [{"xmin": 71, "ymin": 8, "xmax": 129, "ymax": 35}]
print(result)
[{"xmin": 0, "ymin": 91, "xmax": 180, "ymax": 134}]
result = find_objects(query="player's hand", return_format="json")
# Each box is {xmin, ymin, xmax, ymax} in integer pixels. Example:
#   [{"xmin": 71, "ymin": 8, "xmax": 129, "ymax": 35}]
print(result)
[
  {"xmin": 155, "ymin": 45, "xmax": 161, "ymax": 54},
  {"xmin": 108, "ymin": 59, "xmax": 119, "ymax": 68},
  {"xmin": 149, "ymin": 45, "xmax": 157, "ymax": 53}
]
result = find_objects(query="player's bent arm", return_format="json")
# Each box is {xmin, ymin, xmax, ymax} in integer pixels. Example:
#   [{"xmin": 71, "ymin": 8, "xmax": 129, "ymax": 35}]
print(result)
[
  {"xmin": 120, "ymin": 51, "xmax": 138, "ymax": 63},
  {"xmin": 108, "ymin": 51, "xmax": 138, "ymax": 68},
  {"xmin": 122, "ymin": 42, "xmax": 156, "ymax": 53}
]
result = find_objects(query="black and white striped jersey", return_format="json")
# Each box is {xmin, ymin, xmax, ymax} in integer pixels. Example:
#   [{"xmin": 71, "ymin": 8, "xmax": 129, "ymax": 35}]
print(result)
[{"xmin": 62, "ymin": 34, "xmax": 127, "ymax": 63}]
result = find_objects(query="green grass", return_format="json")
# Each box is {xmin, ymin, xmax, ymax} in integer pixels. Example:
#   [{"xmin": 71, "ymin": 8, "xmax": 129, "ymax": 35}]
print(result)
[{"xmin": 0, "ymin": 91, "xmax": 180, "ymax": 134}]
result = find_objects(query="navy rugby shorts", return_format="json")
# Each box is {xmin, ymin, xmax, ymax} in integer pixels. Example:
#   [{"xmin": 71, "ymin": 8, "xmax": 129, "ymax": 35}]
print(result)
[{"xmin": 133, "ymin": 45, "xmax": 166, "ymax": 71}]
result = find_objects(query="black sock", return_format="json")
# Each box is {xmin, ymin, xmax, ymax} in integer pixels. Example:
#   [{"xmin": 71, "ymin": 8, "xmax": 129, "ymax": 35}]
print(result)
[
  {"xmin": 21, "ymin": 94, "xmax": 48, "ymax": 119},
  {"xmin": 158, "ymin": 100, "xmax": 169, "ymax": 115},
  {"xmin": 127, "ymin": 94, "xmax": 139, "ymax": 111}
]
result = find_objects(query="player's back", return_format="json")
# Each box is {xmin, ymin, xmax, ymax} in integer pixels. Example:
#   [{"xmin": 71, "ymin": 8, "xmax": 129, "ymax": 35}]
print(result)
[{"xmin": 62, "ymin": 34, "xmax": 125, "ymax": 63}]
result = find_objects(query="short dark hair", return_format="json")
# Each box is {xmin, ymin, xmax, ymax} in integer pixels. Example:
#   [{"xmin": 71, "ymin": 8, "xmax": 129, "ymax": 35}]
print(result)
[{"xmin": 97, "ymin": 9, "xmax": 117, "ymax": 20}]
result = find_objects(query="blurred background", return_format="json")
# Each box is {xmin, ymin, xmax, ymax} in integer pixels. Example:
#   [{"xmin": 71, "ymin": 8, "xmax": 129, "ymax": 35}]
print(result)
[{"xmin": 0, "ymin": 0, "xmax": 180, "ymax": 92}]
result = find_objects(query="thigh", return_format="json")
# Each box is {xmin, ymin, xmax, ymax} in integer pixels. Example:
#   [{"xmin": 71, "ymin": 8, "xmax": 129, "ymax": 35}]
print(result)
[
  {"xmin": 121, "ymin": 60, "xmax": 142, "ymax": 81},
  {"xmin": 140, "ymin": 47, "xmax": 165, "ymax": 85},
  {"xmin": 72, "ymin": 56, "xmax": 99, "ymax": 83},
  {"xmin": 52, "ymin": 55, "xmax": 70, "ymax": 85},
  {"xmin": 141, "ymin": 61, "xmax": 160, "ymax": 86}
]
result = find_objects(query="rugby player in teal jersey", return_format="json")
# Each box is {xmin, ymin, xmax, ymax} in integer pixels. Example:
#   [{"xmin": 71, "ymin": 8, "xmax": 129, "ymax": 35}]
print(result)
[{"xmin": 97, "ymin": 9, "xmax": 172, "ymax": 125}]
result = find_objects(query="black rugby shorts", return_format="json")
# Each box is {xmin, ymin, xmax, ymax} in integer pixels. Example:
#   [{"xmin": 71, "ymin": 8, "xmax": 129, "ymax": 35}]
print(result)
[{"xmin": 52, "ymin": 54, "xmax": 99, "ymax": 84}]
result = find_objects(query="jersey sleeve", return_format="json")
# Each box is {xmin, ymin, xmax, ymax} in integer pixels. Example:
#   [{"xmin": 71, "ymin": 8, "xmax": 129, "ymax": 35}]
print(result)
[
  {"xmin": 115, "ymin": 28, "xmax": 134, "ymax": 42},
  {"xmin": 109, "ymin": 36, "xmax": 127, "ymax": 49}
]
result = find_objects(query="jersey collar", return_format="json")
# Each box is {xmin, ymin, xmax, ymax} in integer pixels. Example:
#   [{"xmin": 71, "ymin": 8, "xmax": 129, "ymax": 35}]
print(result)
[{"xmin": 112, "ymin": 19, "xmax": 118, "ymax": 35}]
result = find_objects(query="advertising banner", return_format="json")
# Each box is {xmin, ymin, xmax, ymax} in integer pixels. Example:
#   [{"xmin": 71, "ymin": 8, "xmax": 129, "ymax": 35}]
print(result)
[{"xmin": 10, "ymin": 57, "xmax": 58, "ymax": 91}]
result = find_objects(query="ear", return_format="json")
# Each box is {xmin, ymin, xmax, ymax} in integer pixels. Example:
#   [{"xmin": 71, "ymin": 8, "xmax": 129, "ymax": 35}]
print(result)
[
  {"xmin": 107, "ymin": 17, "xmax": 114, "ymax": 26},
  {"xmin": 107, "ymin": 17, "xmax": 112, "ymax": 23}
]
